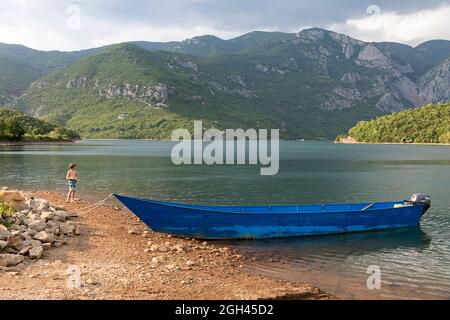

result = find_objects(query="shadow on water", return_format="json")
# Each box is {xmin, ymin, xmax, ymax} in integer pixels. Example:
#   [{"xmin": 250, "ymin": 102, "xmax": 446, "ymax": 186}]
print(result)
[
  {"xmin": 222, "ymin": 227, "xmax": 431, "ymax": 260},
  {"xmin": 222, "ymin": 227, "xmax": 439, "ymax": 300}
]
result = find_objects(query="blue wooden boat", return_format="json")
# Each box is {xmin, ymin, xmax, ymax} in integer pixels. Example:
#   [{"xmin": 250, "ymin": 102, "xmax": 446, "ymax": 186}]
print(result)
[{"xmin": 114, "ymin": 194, "xmax": 430, "ymax": 240}]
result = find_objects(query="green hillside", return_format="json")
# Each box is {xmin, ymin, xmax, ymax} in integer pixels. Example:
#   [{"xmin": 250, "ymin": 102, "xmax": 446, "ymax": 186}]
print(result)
[
  {"xmin": 17, "ymin": 44, "xmax": 270, "ymax": 139},
  {"xmin": 339, "ymin": 102, "xmax": 450, "ymax": 143},
  {"xmin": 3, "ymin": 28, "xmax": 450, "ymax": 140},
  {"xmin": 16, "ymin": 41, "xmax": 385, "ymax": 139},
  {"xmin": 0, "ymin": 56, "xmax": 42, "ymax": 105},
  {"xmin": 0, "ymin": 108, "xmax": 78, "ymax": 142},
  {"xmin": 0, "ymin": 43, "xmax": 97, "ymax": 105}
]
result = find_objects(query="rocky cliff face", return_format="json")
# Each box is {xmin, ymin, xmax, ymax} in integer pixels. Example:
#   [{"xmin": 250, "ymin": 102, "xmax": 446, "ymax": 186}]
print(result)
[
  {"xmin": 52, "ymin": 74, "xmax": 170, "ymax": 108},
  {"xmin": 95, "ymin": 81, "xmax": 169, "ymax": 108},
  {"xmin": 356, "ymin": 44, "xmax": 392, "ymax": 69},
  {"xmin": 259, "ymin": 28, "xmax": 447, "ymax": 113},
  {"xmin": 419, "ymin": 57, "xmax": 450, "ymax": 104},
  {"xmin": 291, "ymin": 29, "xmax": 447, "ymax": 113}
]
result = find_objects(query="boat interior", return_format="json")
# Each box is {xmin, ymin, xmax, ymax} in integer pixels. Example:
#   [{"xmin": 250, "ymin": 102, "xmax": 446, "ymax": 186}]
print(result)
[{"xmin": 120, "ymin": 195, "xmax": 408, "ymax": 214}]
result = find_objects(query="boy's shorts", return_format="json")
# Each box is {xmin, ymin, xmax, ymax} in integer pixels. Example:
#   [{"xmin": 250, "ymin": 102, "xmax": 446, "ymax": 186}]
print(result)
[{"xmin": 69, "ymin": 180, "xmax": 77, "ymax": 190}]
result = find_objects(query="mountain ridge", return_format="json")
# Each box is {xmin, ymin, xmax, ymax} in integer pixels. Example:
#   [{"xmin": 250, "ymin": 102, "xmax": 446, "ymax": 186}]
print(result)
[{"xmin": 1, "ymin": 27, "xmax": 449, "ymax": 139}]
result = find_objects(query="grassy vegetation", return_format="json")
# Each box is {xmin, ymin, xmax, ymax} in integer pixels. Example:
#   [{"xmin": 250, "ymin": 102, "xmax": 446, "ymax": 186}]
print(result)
[
  {"xmin": 340, "ymin": 102, "xmax": 450, "ymax": 143},
  {"xmin": 0, "ymin": 43, "xmax": 97, "ymax": 105},
  {"xmin": 0, "ymin": 200, "xmax": 14, "ymax": 228},
  {"xmin": 0, "ymin": 108, "xmax": 79, "ymax": 142}
]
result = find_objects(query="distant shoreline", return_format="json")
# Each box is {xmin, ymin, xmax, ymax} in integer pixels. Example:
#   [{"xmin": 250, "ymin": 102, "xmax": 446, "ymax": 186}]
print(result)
[
  {"xmin": 0, "ymin": 140, "xmax": 76, "ymax": 146},
  {"xmin": 81, "ymin": 138, "xmax": 322, "ymax": 142},
  {"xmin": 335, "ymin": 136, "xmax": 450, "ymax": 146}
]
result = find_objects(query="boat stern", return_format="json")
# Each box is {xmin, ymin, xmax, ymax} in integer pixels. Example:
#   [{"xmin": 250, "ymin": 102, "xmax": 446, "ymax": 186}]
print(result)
[{"xmin": 407, "ymin": 193, "xmax": 431, "ymax": 216}]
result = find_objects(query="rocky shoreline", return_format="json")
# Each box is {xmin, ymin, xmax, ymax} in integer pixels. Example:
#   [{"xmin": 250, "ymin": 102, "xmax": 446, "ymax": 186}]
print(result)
[
  {"xmin": 0, "ymin": 189, "xmax": 335, "ymax": 300},
  {"xmin": 1, "ymin": 189, "xmax": 80, "ymax": 267}
]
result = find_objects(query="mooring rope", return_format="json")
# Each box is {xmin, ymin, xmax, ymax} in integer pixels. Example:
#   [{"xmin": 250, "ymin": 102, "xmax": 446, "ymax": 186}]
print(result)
[{"xmin": 76, "ymin": 193, "xmax": 115, "ymax": 214}]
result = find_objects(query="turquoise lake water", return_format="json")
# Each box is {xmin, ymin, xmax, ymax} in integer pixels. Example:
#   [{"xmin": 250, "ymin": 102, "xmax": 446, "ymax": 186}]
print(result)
[{"xmin": 0, "ymin": 140, "xmax": 449, "ymax": 299}]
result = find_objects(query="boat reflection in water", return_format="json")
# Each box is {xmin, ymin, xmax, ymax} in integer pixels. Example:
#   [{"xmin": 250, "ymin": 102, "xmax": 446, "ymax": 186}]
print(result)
[
  {"xmin": 225, "ymin": 228, "xmax": 437, "ymax": 299},
  {"xmin": 225, "ymin": 227, "xmax": 431, "ymax": 256}
]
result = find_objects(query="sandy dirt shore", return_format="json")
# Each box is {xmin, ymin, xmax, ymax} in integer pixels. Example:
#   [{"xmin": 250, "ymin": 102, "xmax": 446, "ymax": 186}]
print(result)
[{"xmin": 0, "ymin": 191, "xmax": 335, "ymax": 300}]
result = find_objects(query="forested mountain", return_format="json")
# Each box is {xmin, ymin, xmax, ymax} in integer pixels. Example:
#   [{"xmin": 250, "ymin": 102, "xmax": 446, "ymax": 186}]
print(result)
[{"xmin": 1, "ymin": 28, "xmax": 449, "ymax": 139}]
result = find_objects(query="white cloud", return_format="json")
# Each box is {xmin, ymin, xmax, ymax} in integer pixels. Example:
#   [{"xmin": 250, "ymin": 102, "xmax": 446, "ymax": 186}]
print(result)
[
  {"xmin": 329, "ymin": 5, "xmax": 450, "ymax": 46},
  {"xmin": 0, "ymin": 0, "xmax": 449, "ymax": 50},
  {"xmin": 0, "ymin": 0, "xmax": 242, "ymax": 51},
  {"xmin": 88, "ymin": 22, "xmax": 240, "ymax": 49}
]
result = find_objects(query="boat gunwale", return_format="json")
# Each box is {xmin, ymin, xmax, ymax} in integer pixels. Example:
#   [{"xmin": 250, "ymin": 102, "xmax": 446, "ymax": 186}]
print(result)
[{"xmin": 114, "ymin": 194, "xmax": 422, "ymax": 215}]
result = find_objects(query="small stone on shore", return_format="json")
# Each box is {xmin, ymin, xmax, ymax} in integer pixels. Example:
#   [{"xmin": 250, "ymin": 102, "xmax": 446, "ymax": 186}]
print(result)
[
  {"xmin": 0, "ymin": 229, "xmax": 11, "ymax": 241},
  {"xmin": 7, "ymin": 235, "xmax": 26, "ymax": 251},
  {"xmin": 186, "ymin": 260, "xmax": 196, "ymax": 267},
  {"xmin": 0, "ymin": 240, "xmax": 8, "ymax": 250},
  {"xmin": 29, "ymin": 246, "xmax": 44, "ymax": 259},
  {"xmin": 28, "ymin": 220, "xmax": 47, "ymax": 232},
  {"xmin": 0, "ymin": 254, "xmax": 24, "ymax": 267},
  {"xmin": 41, "ymin": 212, "xmax": 55, "ymax": 220},
  {"xmin": 33, "ymin": 231, "xmax": 55, "ymax": 243}
]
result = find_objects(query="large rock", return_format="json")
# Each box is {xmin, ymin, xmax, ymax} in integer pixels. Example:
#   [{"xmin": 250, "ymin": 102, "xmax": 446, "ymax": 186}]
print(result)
[
  {"xmin": 7, "ymin": 235, "xmax": 26, "ymax": 251},
  {"xmin": 19, "ymin": 245, "xmax": 31, "ymax": 255},
  {"xmin": 45, "ymin": 226, "xmax": 60, "ymax": 236},
  {"xmin": 47, "ymin": 220, "xmax": 60, "ymax": 228},
  {"xmin": 53, "ymin": 211, "xmax": 68, "ymax": 222},
  {"xmin": 34, "ymin": 199, "xmax": 50, "ymax": 210},
  {"xmin": 15, "ymin": 212, "xmax": 27, "ymax": 225},
  {"xmin": 59, "ymin": 224, "xmax": 76, "ymax": 236},
  {"xmin": 28, "ymin": 220, "xmax": 47, "ymax": 232},
  {"xmin": 29, "ymin": 246, "xmax": 44, "ymax": 259},
  {"xmin": 25, "ymin": 197, "xmax": 36, "ymax": 208},
  {"xmin": 0, "ymin": 190, "xmax": 25, "ymax": 202},
  {"xmin": 0, "ymin": 190, "xmax": 27, "ymax": 211},
  {"xmin": 0, "ymin": 229, "xmax": 11, "ymax": 241},
  {"xmin": 24, "ymin": 228, "xmax": 38, "ymax": 237},
  {"xmin": 25, "ymin": 213, "xmax": 41, "ymax": 223},
  {"xmin": 33, "ymin": 231, "xmax": 55, "ymax": 243},
  {"xmin": 41, "ymin": 211, "xmax": 55, "ymax": 220},
  {"xmin": 30, "ymin": 239, "xmax": 42, "ymax": 247},
  {"xmin": 0, "ymin": 254, "xmax": 24, "ymax": 267},
  {"xmin": 12, "ymin": 201, "xmax": 28, "ymax": 211},
  {"xmin": 11, "ymin": 224, "xmax": 26, "ymax": 232}
]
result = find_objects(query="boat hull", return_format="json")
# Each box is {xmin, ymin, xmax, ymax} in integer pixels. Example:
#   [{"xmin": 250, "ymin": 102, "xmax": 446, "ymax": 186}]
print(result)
[{"xmin": 114, "ymin": 195, "xmax": 425, "ymax": 240}]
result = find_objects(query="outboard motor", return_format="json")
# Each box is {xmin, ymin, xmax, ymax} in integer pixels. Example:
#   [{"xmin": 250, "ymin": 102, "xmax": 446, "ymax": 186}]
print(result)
[{"xmin": 407, "ymin": 193, "xmax": 431, "ymax": 215}]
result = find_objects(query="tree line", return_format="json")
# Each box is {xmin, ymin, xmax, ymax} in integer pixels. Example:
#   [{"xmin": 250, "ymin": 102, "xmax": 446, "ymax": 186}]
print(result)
[
  {"xmin": 339, "ymin": 102, "xmax": 450, "ymax": 144},
  {"xmin": 0, "ymin": 108, "xmax": 79, "ymax": 141}
]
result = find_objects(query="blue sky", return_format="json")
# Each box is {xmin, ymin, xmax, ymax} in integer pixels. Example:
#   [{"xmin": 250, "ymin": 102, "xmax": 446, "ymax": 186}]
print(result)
[{"xmin": 0, "ymin": 0, "xmax": 449, "ymax": 51}]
